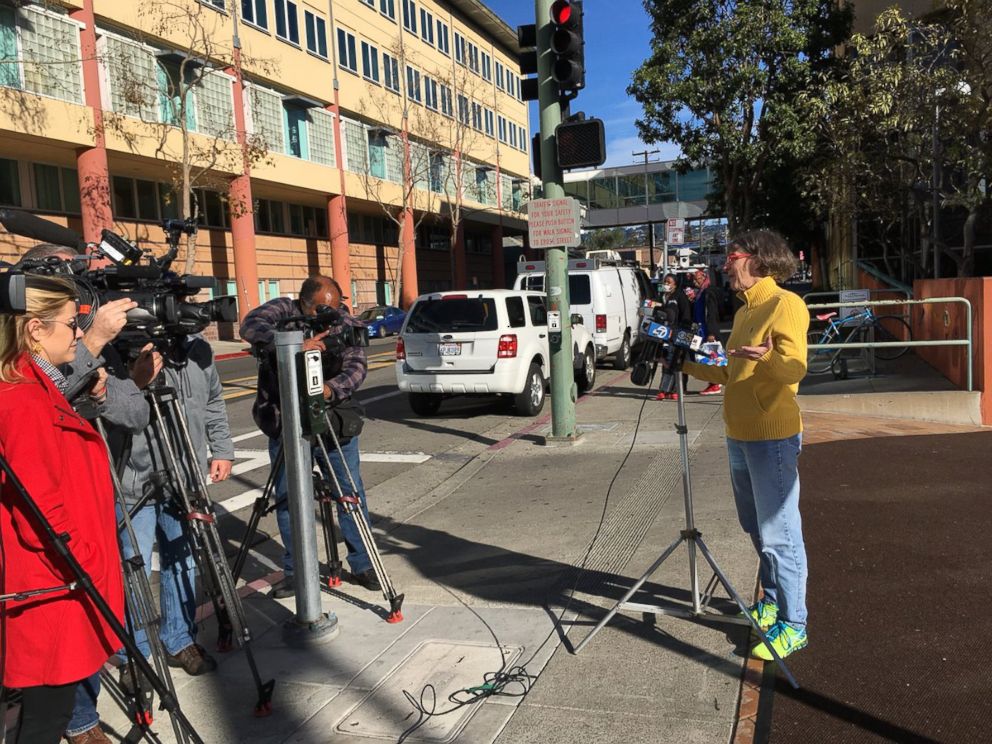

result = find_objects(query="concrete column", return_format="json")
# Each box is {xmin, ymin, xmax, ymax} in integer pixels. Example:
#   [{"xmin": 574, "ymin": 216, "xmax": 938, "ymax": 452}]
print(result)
[
  {"xmin": 490, "ymin": 224, "xmax": 505, "ymax": 289},
  {"xmin": 70, "ymin": 1, "xmax": 112, "ymax": 244},
  {"xmin": 452, "ymin": 221, "xmax": 467, "ymax": 289},
  {"xmin": 400, "ymin": 208, "xmax": 419, "ymax": 308},
  {"xmin": 328, "ymin": 194, "xmax": 351, "ymax": 301},
  {"xmin": 227, "ymin": 52, "xmax": 260, "ymax": 320}
]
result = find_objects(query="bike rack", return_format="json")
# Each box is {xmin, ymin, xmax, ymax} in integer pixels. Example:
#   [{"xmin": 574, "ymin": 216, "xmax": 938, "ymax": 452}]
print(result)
[{"xmin": 806, "ymin": 297, "xmax": 974, "ymax": 391}]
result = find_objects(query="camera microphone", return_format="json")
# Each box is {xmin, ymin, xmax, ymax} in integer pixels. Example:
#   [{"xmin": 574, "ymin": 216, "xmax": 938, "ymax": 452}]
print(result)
[{"xmin": 0, "ymin": 208, "xmax": 86, "ymax": 252}]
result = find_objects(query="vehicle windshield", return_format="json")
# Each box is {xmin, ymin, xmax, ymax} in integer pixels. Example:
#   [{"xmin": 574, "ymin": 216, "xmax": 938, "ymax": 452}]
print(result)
[
  {"xmin": 405, "ymin": 298, "xmax": 499, "ymax": 333},
  {"xmin": 359, "ymin": 306, "xmax": 386, "ymax": 320},
  {"xmin": 519, "ymin": 275, "xmax": 591, "ymax": 305}
]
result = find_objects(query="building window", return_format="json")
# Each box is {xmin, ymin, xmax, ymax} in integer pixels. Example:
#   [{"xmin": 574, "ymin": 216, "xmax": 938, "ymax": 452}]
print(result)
[
  {"xmin": 467, "ymin": 42, "xmax": 479, "ymax": 74},
  {"xmin": 255, "ymin": 198, "xmax": 286, "ymax": 234},
  {"xmin": 111, "ymin": 175, "xmax": 162, "ymax": 220},
  {"xmin": 241, "ymin": 0, "xmax": 268, "ymax": 29},
  {"xmin": 34, "ymin": 164, "xmax": 80, "ymax": 214},
  {"xmin": 457, "ymin": 94, "xmax": 469, "ymax": 125},
  {"xmin": 379, "ymin": 0, "xmax": 395, "ymax": 20},
  {"xmin": 402, "ymin": 0, "xmax": 417, "ymax": 34},
  {"xmin": 361, "ymin": 41, "xmax": 380, "ymax": 82},
  {"xmin": 12, "ymin": 6, "xmax": 84, "ymax": 104},
  {"xmin": 419, "ymin": 9, "xmax": 434, "ymax": 45},
  {"xmin": 440, "ymin": 84, "xmax": 452, "ymax": 117},
  {"xmin": 454, "ymin": 32, "xmax": 465, "ymax": 65},
  {"xmin": 484, "ymin": 108, "xmax": 494, "ymax": 137},
  {"xmin": 518, "ymin": 125, "xmax": 528, "ymax": 151},
  {"xmin": 471, "ymin": 102, "xmax": 482, "ymax": 131},
  {"xmin": 383, "ymin": 52, "xmax": 399, "ymax": 92},
  {"xmin": 337, "ymin": 29, "xmax": 357, "ymax": 73},
  {"xmin": 509, "ymin": 122, "xmax": 518, "ymax": 149},
  {"xmin": 497, "ymin": 115, "xmax": 507, "ymax": 143},
  {"xmin": 406, "ymin": 65, "xmax": 421, "ymax": 103},
  {"xmin": 496, "ymin": 61, "xmax": 504, "ymax": 90},
  {"xmin": 202, "ymin": 0, "xmax": 225, "ymax": 9},
  {"xmin": 359, "ymin": 0, "xmax": 374, "ymax": 7},
  {"xmin": 0, "ymin": 158, "xmax": 20, "ymax": 206},
  {"xmin": 481, "ymin": 52, "xmax": 491, "ymax": 82},
  {"xmin": 308, "ymin": 109, "xmax": 336, "ymax": 166},
  {"xmin": 274, "ymin": 0, "xmax": 300, "ymax": 44},
  {"xmin": 423, "ymin": 76, "xmax": 438, "ymax": 110},
  {"xmin": 437, "ymin": 20, "xmax": 449, "ymax": 55},
  {"xmin": 304, "ymin": 11, "xmax": 328, "ymax": 58}
]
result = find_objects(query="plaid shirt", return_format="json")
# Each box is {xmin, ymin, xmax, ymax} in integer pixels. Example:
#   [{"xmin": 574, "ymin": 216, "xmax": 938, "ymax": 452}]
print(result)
[
  {"xmin": 31, "ymin": 354, "xmax": 68, "ymax": 395},
  {"xmin": 240, "ymin": 297, "xmax": 367, "ymax": 438}
]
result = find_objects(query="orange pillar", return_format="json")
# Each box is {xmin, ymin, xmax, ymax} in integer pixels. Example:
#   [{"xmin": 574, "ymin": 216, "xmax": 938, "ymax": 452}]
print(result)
[
  {"xmin": 491, "ymin": 224, "xmax": 505, "ymax": 289},
  {"xmin": 452, "ymin": 222, "xmax": 467, "ymax": 289},
  {"xmin": 70, "ymin": 1, "xmax": 112, "ymax": 244},
  {"xmin": 400, "ymin": 208, "xmax": 419, "ymax": 308},
  {"xmin": 328, "ymin": 194, "xmax": 351, "ymax": 304},
  {"xmin": 227, "ymin": 52, "xmax": 259, "ymax": 321}
]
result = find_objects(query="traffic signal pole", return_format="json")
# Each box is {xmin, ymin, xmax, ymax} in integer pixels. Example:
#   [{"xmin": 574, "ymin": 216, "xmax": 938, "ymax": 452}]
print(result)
[{"xmin": 536, "ymin": 0, "xmax": 577, "ymax": 441}]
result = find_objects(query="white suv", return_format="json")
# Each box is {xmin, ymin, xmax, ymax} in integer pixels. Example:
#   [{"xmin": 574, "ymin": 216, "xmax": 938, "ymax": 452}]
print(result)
[{"xmin": 395, "ymin": 290, "xmax": 597, "ymax": 416}]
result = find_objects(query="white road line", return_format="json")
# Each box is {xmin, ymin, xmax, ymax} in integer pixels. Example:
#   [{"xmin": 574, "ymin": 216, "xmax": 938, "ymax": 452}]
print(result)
[
  {"xmin": 214, "ymin": 488, "xmax": 264, "ymax": 516},
  {"xmin": 358, "ymin": 389, "xmax": 403, "ymax": 405},
  {"xmin": 232, "ymin": 430, "xmax": 263, "ymax": 443},
  {"xmin": 362, "ymin": 452, "xmax": 431, "ymax": 464},
  {"xmin": 232, "ymin": 449, "xmax": 271, "ymax": 476}
]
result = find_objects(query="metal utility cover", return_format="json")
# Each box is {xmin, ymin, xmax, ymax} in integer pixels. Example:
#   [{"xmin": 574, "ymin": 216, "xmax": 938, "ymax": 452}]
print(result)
[{"xmin": 335, "ymin": 640, "xmax": 522, "ymax": 742}]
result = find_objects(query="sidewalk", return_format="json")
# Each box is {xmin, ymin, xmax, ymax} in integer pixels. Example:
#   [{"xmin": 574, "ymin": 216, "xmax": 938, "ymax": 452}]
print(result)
[{"xmin": 84, "ymin": 376, "xmax": 761, "ymax": 744}]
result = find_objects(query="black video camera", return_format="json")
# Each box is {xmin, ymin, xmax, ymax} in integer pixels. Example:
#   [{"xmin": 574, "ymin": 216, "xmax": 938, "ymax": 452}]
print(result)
[
  {"xmin": 0, "ymin": 209, "xmax": 238, "ymax": 348},
  {"xmin": 630, "ymin": 305, "xmax": 704, "ymax": 392}
]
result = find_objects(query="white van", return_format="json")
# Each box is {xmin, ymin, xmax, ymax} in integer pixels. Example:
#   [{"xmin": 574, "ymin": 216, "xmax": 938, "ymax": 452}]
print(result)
[{"xmin": 513, "ymin": 258, "xmax": 651, "ymax": 369}]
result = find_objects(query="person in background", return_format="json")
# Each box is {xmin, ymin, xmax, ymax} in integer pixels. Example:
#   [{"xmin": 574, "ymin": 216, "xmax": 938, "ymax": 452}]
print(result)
[
  {"xmin": 655, "ymin": 273, "xmax": 692, "ymax": 402},
  {"xmin": 691, "ymin": 267, "xmax": 725, "ymax": 396},
  {"xmin": 682, "ymin": 229, "xmax": 810, "ymax": 661},
  {"xmin": 0, "ymin": 276, "xmax": 124, "ymax": 744}
]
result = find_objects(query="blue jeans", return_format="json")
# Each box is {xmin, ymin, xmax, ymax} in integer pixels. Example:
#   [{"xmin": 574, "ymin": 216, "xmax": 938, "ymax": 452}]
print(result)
[
  {"xmin": 727, "ymin": 435, "xmax": 808, "ymax": 629},
  {"xmin": 269, "ymin": 434, "xmax": 372, "ymax": 577},
  {"xmin": 66, "ymin": 672, "xmax": 101, "ymax": 736}
]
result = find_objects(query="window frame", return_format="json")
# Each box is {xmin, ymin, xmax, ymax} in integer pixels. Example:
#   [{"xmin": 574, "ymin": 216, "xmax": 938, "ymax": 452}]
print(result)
[
  {"xmin": 337, "ymin": 28, "xmax": 358, "ymax": 74},
  {"xmin": 361, "ymin": 40, "xmax": 380, "ymax": 83},
  {"xmin": 274, "ymin": 0, "xmax": 300, "ymax": 45},
  {"xmin": 402, "ymin": 0, "xmax": 417, "ymax": 34},
  {"xmin": 304, "ymin": 10, "xmax": 328, "ymax": 59},
  {"xmin": 419, "ymin": 8, "xmax": 434, "ymax": 46},
  {"xmin": 405, "ymin": 64, "xmax": 421, "ymax": 103},
  {"xmin": 382, "ymin": 51, "xmax": 400, "ymax": 93},
  {"xmin": 436, "ymin": 20, "xmax": 450, "ymax": 55},
  {"xmin": 379, "ymin": 0, "xmax": 396, "ymax": 20},
  {"xmin": 241, "ymin": 0, "xmax": 268, "ymax": 30}
]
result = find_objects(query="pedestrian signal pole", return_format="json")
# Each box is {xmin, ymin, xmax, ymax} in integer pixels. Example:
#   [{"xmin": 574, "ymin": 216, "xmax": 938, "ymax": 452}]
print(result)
[{"xmin": 536, "ymin": 0, "xmax": 579, "ymax": 441}]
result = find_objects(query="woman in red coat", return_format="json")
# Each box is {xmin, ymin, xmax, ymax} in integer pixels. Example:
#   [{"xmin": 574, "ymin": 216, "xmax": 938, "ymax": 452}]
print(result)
[{"xmin": 0, "ymin": 275, "xmax": 124, "ymax": 744}]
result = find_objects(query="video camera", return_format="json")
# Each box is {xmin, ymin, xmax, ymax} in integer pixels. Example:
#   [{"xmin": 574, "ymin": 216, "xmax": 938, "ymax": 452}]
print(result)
[
  {"xmin": 630, "ymin": 305, "xmax": 707, "ymax": 393},
  {"xmin": 0, "ymin": 209, "xmax": 238, "ymax": 348}
]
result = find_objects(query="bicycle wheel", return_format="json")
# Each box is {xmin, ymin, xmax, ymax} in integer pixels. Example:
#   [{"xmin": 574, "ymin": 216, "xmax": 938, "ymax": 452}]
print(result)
[
  {"xmin": 870, "ymin": 316, "xmax": 912, "ymax": 360},
  {"xmin": 806, "ymin": 329, "xmax": 836, "ymax": 374}
]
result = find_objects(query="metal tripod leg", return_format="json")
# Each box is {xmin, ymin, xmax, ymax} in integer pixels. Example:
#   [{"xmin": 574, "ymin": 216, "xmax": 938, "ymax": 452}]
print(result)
[
  {"xmin": 314, "ymin": 421, "xmax": 404, "ymax": 623},
  {"xmin": 146, "ymin": 387, "xmax": 276, "ymax": 715},
  {"xmin": 231, "ymin": 446, "xmax": 284, "ymax": 584},
  {"xmin": 314, "ymin": 473, "xmax": 344, "ymax": 588}
]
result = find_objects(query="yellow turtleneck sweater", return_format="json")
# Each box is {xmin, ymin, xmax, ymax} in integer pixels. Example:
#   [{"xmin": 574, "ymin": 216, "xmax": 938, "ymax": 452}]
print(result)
[{"xmin": 683, "ymin": 276, "xmax": 809, "ymax": 441}]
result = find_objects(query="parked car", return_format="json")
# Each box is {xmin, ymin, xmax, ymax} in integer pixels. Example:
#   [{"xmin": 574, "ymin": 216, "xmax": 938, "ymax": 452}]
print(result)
[
  {"xmin": 358, "ymin": 305, "xmax": 406, "ymax": 338},
  {"xmin": 395, "ymin": 289, "xmax": 597, "ymax": 417},
  {"xmin": 514, "ymin": 257, "xmax": 651, "ymax": 370}
]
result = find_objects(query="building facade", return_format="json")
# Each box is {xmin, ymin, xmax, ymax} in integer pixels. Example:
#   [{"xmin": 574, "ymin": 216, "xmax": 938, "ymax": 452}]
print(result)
[{"xmin": 0, "ymin": 0, "xmax": 531, "ymax": 329}]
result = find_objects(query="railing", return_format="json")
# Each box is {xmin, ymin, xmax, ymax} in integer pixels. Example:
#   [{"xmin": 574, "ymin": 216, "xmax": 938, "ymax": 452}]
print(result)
[{"xmin": 805, "ymin": 297, "xmax": 974, "ymax": 391}]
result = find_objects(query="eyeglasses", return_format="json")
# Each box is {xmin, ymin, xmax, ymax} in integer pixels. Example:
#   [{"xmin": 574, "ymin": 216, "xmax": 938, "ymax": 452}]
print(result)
[
  {"xmin": 44, "ymin": 317, "xmax": 80, "ymax": 333},
  {"xmin": 724, "ymin": 252, "xmax": 752, "ymax": 265}
]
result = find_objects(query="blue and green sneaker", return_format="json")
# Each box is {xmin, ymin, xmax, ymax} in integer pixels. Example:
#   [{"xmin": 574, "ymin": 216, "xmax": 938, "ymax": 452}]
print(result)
[
  {"xmin": 744, "ymin": 600, "xmax": 778, "ymax": 631},
  {"xmin": 750, "ymin": 621, "xmax": 807, "ymax": 661}
]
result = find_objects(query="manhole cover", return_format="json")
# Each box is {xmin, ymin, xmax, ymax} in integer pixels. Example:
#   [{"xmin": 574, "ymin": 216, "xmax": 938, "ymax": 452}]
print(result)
[{"xmin": 335, "ymin": 640, "xmax": 522, "ymax": 742}]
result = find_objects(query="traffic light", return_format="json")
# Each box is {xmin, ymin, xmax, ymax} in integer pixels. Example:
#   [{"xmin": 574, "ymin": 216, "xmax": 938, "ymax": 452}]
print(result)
[
  {"xmin": 550, "ymin": 0, "xmax": 584, "ymax": 94},
  {"xmin": 555, "ymin": 115, "xmax": 605, "ymax": 170}
]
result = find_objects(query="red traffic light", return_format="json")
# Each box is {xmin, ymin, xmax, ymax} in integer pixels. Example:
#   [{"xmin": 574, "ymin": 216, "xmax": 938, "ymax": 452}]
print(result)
[{"xmin": 551, "ymin": 0, "xmax": 573, "ymax": 24}]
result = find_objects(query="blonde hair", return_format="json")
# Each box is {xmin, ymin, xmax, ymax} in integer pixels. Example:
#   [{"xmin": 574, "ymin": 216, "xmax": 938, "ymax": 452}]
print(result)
[{"xmin": 0, "ymin": 275, "xmax": 78, "ymax": 383}]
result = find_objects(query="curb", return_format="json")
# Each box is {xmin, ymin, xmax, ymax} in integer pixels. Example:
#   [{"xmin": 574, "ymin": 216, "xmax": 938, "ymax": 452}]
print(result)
[{"xmin": 215, "ymin": 349, "xmax": 251, "ymax": 361}]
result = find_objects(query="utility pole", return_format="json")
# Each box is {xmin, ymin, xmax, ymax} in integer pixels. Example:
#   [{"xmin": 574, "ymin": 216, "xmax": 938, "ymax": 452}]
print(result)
[
  {"xmin": 536, "ymin": 0, "xmax": 576, "ymax": 441},
  {"xmin": 633, "ymin": 148, "xmax": 659, "ymax": 276}
]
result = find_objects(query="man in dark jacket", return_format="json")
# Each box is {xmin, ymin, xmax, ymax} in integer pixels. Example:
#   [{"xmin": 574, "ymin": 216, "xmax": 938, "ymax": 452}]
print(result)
[{"xmin": 240, "ymin": 275, "xmax": 377, "ymax": 599}]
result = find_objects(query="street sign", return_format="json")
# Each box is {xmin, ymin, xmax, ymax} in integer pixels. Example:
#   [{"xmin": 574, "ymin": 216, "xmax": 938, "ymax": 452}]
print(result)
[
  {"xmin": 666, "ymin": 218, "xmax": 685, "ymax": 245},
  {"xmin": 839, "ymin": 288, "xmax": 869, "ymax": 319},
  {"xmin": 528, "ymin": 197, "xmax": 581, "ymax": 249}
]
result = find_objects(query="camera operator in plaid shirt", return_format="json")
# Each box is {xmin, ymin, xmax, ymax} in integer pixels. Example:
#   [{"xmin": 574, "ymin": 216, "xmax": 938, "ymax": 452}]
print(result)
[{"xmin": 240, "ymin": 275, "xmax": 378, "ymax": 598}]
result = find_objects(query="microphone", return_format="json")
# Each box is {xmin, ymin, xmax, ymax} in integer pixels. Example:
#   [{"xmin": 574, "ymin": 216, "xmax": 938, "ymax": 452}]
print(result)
[{"xmin": 0, "ymin": 208, "xmax": 86, "ymax": 251}]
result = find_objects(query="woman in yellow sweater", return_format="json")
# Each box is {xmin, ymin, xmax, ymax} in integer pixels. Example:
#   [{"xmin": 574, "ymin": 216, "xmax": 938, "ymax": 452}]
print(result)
[{"xmin": 683, "ymin": 229, "xmax": 809, "ymax": 661}]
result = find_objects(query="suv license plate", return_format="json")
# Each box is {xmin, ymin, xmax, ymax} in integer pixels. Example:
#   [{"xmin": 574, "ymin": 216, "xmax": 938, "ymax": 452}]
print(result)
[{"xmin": 438, "ymin": 342, "xmax": 461, "ymax": 356}]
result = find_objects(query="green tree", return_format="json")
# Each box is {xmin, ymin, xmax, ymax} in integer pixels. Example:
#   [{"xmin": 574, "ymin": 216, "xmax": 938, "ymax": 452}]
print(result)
[
  {"xmin": 628, "ymin": 0, "xmax": 850, "ymax": 234},
  {"xmin": 582, "ymin": 226, "xmax": 629, "ymax": 251}
]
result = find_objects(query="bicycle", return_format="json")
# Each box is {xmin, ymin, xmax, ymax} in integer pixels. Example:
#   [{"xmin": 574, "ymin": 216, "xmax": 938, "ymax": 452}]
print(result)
[{"xmin": 807, "ymin": 307, "xmax": 912, "ymax": 376}]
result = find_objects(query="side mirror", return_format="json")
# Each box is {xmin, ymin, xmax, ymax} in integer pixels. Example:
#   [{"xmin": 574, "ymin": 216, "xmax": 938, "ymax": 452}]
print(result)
[{"xmin": 570, "ymin": 313, "xmax": 583, "ymax": 326}]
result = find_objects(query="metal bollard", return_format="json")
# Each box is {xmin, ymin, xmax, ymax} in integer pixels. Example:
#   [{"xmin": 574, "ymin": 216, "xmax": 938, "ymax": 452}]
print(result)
[{"xmin": 275, "ymin": 331, "xmax": 337, "ymax": 642}]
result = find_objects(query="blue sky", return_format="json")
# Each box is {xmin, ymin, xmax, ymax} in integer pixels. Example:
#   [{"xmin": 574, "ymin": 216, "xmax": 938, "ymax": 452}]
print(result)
[{"xmin": 484, "ymin": 0, "xmax": 682, "ymax": 168}]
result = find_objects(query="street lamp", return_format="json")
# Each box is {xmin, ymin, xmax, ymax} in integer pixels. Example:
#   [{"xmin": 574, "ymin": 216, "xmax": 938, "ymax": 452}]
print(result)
[{"xmin": 633, "ymin": 148, "xmax": 659, "ymax": 275}]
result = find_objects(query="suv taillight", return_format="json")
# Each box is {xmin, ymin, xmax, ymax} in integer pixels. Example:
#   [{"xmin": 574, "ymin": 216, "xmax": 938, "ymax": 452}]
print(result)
[
  {"xmin": 396, "ymin": 337, "xmax": 406, "ymax": 361},
  {"xmin": 595, "ymin": 314, "xmax": 607, "ymax": 333},
  {"xmin": 497, "ymin": 334, "xmax": 518, "ymax": 358}
]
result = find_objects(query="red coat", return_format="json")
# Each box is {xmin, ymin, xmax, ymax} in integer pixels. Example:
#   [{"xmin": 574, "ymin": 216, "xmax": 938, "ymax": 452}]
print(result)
[{"xmin": 0, "ymin": 356, "xmax": 124, "ymax": 687}]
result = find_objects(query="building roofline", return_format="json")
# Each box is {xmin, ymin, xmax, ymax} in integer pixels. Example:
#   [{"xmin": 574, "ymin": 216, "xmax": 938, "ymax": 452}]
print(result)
[{"xmin": 448, "ymin": 0, "xmax": 521, "ymax": 57}]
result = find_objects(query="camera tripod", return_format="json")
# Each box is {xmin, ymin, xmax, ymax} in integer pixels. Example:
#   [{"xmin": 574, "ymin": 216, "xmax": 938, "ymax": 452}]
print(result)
[
  {"xmin": 231, "ymin": 411, "xmax": 404, "ymax": 623},
  {"xmin": 573, "ymin": 373, "xmax": 799, "ymax": 690},
  {"xmin": 143, "ymin": 383, "xmax": 275, "ymax": 714},
  {"xmin": 0, "ymin": 452, "xmax": 206, "ymax": 744}
]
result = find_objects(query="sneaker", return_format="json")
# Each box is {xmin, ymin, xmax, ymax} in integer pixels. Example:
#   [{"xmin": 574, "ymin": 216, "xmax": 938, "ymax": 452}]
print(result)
[
  {"xmin": 743, "ymin": 599, "xmax": 778, "ymax": 631},
  {"xmin": 699, "ymin": 384, "xmax": 723, "ymax": 396},
  {"xmin": 654, "ymin": 391, "xmax": 667, "ymax": 401},
  {"xmin": 167, "ymin": 644, "xmax": 218, "ymax": 676},
  {"xmin": 667, "ymin": 392, "xmax": 679, "ymax": 401},
  {"xmin": 751, "ymin": 621, "xmax": 808, "ymax": 661},
  {"xmin": 352, "ymin": 569, "xmax": 382, "ymax": 592},
  {"xmin": 270, "ymin": 576, "xmax": 295, "ymax": 599},
  {"xmin": 67, "ymin": 726, "xmax": 113, "ymax": 743}
]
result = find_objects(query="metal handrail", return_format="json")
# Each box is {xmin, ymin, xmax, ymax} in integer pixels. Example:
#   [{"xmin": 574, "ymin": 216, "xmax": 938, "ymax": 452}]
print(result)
[{"xmin": 806, "ymin": 297, "xmax": 974, "ymax": 391}]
